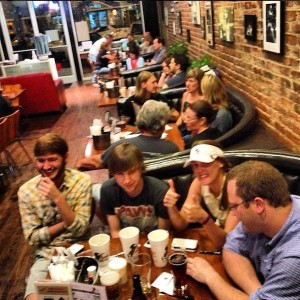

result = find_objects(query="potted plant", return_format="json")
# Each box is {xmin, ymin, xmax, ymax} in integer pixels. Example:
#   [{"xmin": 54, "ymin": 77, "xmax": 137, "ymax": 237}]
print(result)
[
  {"xmin": 189, "ymin": 54, "xmax": 213, "ymax": 69},
  {"xmin": 167, "ymin": 42, "xmax": 188, "ymax": 56}
]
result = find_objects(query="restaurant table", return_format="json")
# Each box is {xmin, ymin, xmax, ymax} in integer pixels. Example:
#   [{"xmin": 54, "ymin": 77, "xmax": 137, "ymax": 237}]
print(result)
[
  {"xmin": 84, "ymin": 123, "xmax": 184, "ymax": 158},
  {"xmin": 73, "ymin": 228, "xmax": 231, "ymax": 300}
]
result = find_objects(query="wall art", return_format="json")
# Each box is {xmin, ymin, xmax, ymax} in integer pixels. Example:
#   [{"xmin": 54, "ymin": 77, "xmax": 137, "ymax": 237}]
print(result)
[
  {"xmin": 263, "ymin": 0, "xmax": 284, "ymax": 54},
  {"xmin": 219, "ymin": 7, "xmax": 234, "ymax": 42},
  {"xmin": 205, "ymin": 1, "xmax": 214, "ymax": 46},
  {"xmin": 244, "ymin": 15, "xmax": 257, "ymax": 41},
  {"xmin": 176, "ymin": 12, "xmax": 182, "ymax": 34},
  {"xmin": 191, "ymin": 1, "xmax": 201, "ymax": 25}
]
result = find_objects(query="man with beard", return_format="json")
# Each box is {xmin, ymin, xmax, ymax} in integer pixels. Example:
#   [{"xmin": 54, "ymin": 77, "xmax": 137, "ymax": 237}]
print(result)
[
  {"xmin": 187, "ymin": 160, "xmax": 300, "ymax": 299},
  {"xmin": 18, "ymin": 133, "xmax": 92, "ymax": 300},
  {"xmin": 100, "ymin": 143, "xmax": 170, "ymax": 238}
]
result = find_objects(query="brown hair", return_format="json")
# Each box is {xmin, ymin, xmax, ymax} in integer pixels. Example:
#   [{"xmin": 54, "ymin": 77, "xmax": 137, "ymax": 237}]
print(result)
[
  {"xmin": 34, "ymin": 133, "xmax": 68, "ymax": 157},
  {"xmin": 135, "ymin": 71, "xmax": 156, "ymax": 98},
  {"xmin": 108, "ymin": 143, "xmax": 145, "ymax": 175},
  {"xmin": 185, "ymin": 68, "xmax": 205, "ymax": 95}
]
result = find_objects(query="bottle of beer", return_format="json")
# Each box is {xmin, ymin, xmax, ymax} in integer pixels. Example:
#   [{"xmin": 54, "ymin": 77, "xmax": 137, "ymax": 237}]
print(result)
[{"xmin": 132, "ymin": 273, "xmax": 147, "ymax": 300}]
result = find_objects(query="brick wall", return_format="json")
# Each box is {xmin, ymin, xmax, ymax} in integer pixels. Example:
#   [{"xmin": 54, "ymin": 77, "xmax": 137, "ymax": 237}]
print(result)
[{"xmin": 157, "ymin": 1, "xmax": 300, "ymax": 153}]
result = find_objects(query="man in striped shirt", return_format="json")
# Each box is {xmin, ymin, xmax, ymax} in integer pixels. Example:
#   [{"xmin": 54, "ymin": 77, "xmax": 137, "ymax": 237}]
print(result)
[
  {"xmin": 18, "ymin": 133, "xmax": 92, "ymax": 300},
  {"xmin": 187, "ymin": 160, "xmax": 300, "ymax": 299}
]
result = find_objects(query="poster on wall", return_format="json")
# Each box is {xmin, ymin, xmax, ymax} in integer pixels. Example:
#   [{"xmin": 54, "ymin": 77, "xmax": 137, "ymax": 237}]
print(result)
[
  {"xmin": 244, "ymin": 15, "xmax": 257, "ymax": 41},
  {"xmin": 219, "ymin": 7, "xmax": 234, "ymax": 42},
  {"xmin": 191, "ymin": 1, "xmax": 201, "ymax": 25},
  {"xmin": 164, "ymin": 6, "xmax": 169, "ymax": 26},
  {"xmin": 205, "ymin": 1, "xmax": 214, "ymax": 46},
  {"xmin": 263, "ymin": 0, "xmax": 284, "ymax": 54}
]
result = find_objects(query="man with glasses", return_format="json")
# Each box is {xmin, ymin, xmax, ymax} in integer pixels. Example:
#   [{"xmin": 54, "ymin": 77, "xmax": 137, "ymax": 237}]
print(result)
[{"xmin": 187, "ymin": 160, "xmax": 300, "ymax": 299}]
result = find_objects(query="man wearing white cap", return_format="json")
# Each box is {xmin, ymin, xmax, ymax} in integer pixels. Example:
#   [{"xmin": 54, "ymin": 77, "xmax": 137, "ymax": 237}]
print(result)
[{"xmin": 163, "ymin": 140, "xmax": 238, "ymax": 249}]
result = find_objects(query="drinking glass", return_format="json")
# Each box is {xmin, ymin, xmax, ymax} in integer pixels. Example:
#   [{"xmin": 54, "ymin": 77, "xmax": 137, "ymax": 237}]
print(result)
[
  {"xmin": 168, "ymin": 251, "xmax": 189, "ymax": 296},
  {"xmin": 131, "ymin": 253, "xmax": 151, "ymax": 295}
]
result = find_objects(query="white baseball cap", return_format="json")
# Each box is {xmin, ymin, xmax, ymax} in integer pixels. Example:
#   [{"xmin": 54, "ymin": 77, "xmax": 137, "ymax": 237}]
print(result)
[{"xmin": 184, "ymin": 144, "xmax": 224, "ymax": 167}]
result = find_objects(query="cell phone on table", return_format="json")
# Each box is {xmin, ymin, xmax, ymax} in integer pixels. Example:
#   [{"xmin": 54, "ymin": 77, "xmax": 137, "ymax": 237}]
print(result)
[{"xmin": 171, "ymin": 238, "xmax": 198, "ymax": 252}]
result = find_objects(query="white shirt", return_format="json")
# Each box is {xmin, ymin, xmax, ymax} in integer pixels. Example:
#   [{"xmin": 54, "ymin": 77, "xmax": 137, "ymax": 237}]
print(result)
[{"xmin": 89, "ymin": 37, "xmax": 107, "ymax": 56}]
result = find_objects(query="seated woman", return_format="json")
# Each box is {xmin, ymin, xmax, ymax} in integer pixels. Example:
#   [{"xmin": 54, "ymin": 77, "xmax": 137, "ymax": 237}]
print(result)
[
  {"xmin": 119, "ymin": 71, "xmax": 170, "ymax": 125},
  {"xmin": 201, "ymin": 74, "xmax": 233, "ymax": 134},
  {"xmin": 176, "ymin": 68, "xmax": 205, "ymax": 135},
  {"xmin": 163, "ymin": 140, "xmax": 239, "ymax": 249},
  {"xmin": 125, "ymin": 45, "xmax": 145, "ymax": 70},
  {"xmin": 183, "ymin": 100, "xmax": 222, "ymax": 149},
  {"xmin": 92, "ymin": 42, "xmax": 115, "ymax": 84},
  {"xmin": 158, "ymin": 57, "xmax": 174, "ymax": 89}
]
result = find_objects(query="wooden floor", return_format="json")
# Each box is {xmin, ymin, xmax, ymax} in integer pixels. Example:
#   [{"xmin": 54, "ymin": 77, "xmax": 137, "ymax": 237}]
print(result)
[
  {"xmin": 0, "ymin": 82, "xmax": 288, "ymax": 299},
  {"xmin": 0, "ymin": 83, "xmax": 115, "ymax": 300}
]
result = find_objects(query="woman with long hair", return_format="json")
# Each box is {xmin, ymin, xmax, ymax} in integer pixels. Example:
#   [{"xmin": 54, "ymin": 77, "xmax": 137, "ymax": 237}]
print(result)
[
  {"xmin": 120, "ymin": 71, "xmax": 168, "ymax": 125},
  {"xmin": 201, "ymin": 74, "xmax": 233, "ymax": 133}
]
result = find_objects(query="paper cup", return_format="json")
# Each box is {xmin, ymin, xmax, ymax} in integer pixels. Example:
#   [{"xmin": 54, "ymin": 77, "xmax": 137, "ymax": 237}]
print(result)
[
  {"xmin": 89, "ymin": 234, "xmax": 110, "ymax": 267},
  {"xmin": 128, "ymin": 86, "xmax": 136, "ymax": 96},
  {"xmin": 108, "ymin": 257, "xmax": 128, "ymax": 284},
  {"xmin": 148, "ymin": 229, "xmax": 169, "ymax": 267},
  {"xmin": 119, "ymin": 226, "xmax": 140, "ymax": 263},
  {"xmin": 106, "ymin": 80, "xmax": 114, "ymax": 89},
  {"xmin": 90, "ymin": 125, "xmax": 101, "ymax": 136}
]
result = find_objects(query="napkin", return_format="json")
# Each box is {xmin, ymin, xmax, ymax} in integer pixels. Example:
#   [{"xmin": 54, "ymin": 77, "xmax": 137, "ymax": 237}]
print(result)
[{"xmin": 151, "ymin": 272, "xmax": 174, "ymax": 295}]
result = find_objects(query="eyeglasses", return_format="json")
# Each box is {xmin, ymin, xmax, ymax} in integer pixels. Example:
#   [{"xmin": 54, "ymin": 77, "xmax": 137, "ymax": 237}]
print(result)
[
  {"xmin": 185, "ymin": 115, "xmax": 199, "ymax": 121},
  {"xmin": 228, "ymin": 201, "xmax": 247, "ymax": 211}
]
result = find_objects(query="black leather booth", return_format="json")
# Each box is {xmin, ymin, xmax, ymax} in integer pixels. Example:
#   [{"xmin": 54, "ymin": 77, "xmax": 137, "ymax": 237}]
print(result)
[
  {"xmin": 120, "ymin": 64, "xmax": 163, "ymax": 88},
  {"xmin": 144, "ymin": 150, "xmax": 300, "ymax": 209},
  {"xmin": 158, "ymin": 85, "xmax": 258, "ymax": 148}
]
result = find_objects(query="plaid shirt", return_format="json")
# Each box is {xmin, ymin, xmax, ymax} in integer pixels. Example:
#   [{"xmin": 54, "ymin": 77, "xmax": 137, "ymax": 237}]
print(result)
[{"xmin": 18, "ymin": 168, "xmax": 92, "ymax": 259}]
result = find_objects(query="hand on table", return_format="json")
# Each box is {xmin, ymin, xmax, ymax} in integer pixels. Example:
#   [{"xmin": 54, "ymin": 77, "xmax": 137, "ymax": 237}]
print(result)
[{"xmin": 187, "ymin": 257, "xmax": 215, "ymax": 284}]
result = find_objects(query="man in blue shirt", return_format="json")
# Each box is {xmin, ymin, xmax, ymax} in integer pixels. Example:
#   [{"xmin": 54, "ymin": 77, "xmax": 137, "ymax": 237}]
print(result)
[{"xmin": 186, "ymin": 160, "xmax": 300, "ymax": 300}]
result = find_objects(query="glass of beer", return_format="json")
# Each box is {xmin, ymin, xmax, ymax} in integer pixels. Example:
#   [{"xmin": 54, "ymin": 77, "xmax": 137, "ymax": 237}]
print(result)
[{"xmin": 168, "ymin": 251, "xmax": 189, "ymax": 296}]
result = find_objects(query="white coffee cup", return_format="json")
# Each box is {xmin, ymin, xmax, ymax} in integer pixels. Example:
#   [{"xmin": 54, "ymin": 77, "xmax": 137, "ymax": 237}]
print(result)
[
  {"xmin": 108, "ymin": 257, "xmax": 128, "ymax": 284},
  {"xmin": 148, "ymin": 229, "xmax": 169, "ymax": 267},
  {"xmin": 119, "ymin": 226, "xmax": 140, "ymax": 263},
  {"xmin": 128, "ymin": 86, "xmax": 136, "ymax": 96},
  {"xmin": 89, "ymin": 233, "xmax": 110, "ymax": 267}
]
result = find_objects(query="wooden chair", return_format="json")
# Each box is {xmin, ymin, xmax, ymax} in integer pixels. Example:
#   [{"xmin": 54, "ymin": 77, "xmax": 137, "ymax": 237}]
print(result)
[
  {"xmin": 2, "ymin": 110, "xmax": 33, "ymax": 176},
  {"xmin": 1, "ymin": 84, "xmax": 23, "ymax": 108}
]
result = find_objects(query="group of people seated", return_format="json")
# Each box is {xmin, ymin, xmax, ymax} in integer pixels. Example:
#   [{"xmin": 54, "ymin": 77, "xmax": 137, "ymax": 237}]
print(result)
[
  {"xmin": 18, "ymin": 31, "xmax": 300, "ymax": 300},
  {"xmin": 19, "ymin": 132, "xmax": 300, "ymax": 299}
]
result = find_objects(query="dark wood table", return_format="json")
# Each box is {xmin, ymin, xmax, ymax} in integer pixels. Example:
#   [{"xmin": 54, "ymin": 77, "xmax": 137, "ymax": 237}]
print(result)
[{"xmin": 75, "ymin": 228, "xmax": 231, "ymax": 299}]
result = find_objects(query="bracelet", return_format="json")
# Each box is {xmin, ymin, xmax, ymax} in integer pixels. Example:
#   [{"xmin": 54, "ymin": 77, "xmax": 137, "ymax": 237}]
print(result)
[{"xmin": 201, "ymin": 215, "xmax": 211, "ymax": 226}]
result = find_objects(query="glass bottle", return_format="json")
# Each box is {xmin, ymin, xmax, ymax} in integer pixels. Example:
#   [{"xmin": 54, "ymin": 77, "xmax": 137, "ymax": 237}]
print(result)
[{"xmin": 132, "ymin": 273, "xmax": 147, "ymax": 300}]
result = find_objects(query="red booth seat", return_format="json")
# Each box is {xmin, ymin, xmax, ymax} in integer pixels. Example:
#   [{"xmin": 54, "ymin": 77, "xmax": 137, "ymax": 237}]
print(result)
[{"xmin": 0, "ymin": 72, "xmax": 66, "ymax": 115}]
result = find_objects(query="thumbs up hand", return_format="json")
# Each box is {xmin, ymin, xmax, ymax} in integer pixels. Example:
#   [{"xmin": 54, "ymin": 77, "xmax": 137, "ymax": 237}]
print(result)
[
  {"xmin": 182, "ymin": 195, "xmax": 207, "ymax": 223},
  {"xmin": 163, "ymin": 179, "xmax": 180, "ymax": 208}
]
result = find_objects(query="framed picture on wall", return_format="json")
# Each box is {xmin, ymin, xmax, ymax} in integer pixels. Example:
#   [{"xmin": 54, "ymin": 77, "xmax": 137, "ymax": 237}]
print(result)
[
  {"xmin": 176, "ymin": 12, "xmax": 182, "ymax": 35},
  {"xmin": 244, "ymin": 15, "xmax": 257, "ymax": 41},
  {"xmin": 205, "ymin": 1, "xmax": 214, "ymax": 46},
  {"xmin": 164, "ymin": 7, "xmax": 169, "ymax": 26},
  {"xmin": 263, "ymin": 0, "xmax": 285, "ymax": 54},
  {"xmin": 219, "ymin": 7, "xmax": 234, "ymax": 42},
  {"xmin": 191, "ymin": 1, "xmax": 201, "ymax": 25}
]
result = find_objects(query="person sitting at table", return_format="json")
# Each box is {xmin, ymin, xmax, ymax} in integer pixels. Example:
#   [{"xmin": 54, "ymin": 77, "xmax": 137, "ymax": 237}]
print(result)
[
  {"xmin": 100, "ymin": 143, "xmax": 170, "ymax": 238},
  {"xmin": 162, "ymin": 53, "xmax": 189, "ymax": 89},
  {"xmin": 144, "ymin": 37, "xmax": 166, "ymax": 65},
  {"xmin": 92, "ymin": 42, "xmax": 116, "ymax": 84},
  {"xmin": 201, "ymin": 74, "xmax": 233, "ymax": 134},
  {"xmin": 183, "ymin": 100, "xmax": 222, "ymax": 149},
  {"xmin": 187, "ymin": 160, "xmax": 300, "ymax": 299},
  {"xmin": 139, "ymin": 32, "xmax": 155, "ymax": 54},
  {"xmin": 176, "ymin": 67, "xmax": 205, "ymax": 138},
  {"xmin": 163, "ymin": 140, "xmax": 238, "ymax": 249},
  {"xmin": 125, "ymin": 45, "xmax": 145, "ymax": 70},
  {"xmin": 18, "ymin": 133, "xmax": 92, "ymax": 300},
  {"xmin": 0, "ymin": 94, "xmax": 14, "ymax": 118},
  {"xmin": 76, "ymin": 100, "xmax": 179, "ymax": 171},
  {"xmin": 119, "ymin": 71, "xmax": 172, "ymax": 125},
  {"xmin": 158, "ymin": 57, "xmax": 174, "ymax": 89},
  {"xmin": 121, "ymin": 33, "xmax": 139, "ymax": 51}
]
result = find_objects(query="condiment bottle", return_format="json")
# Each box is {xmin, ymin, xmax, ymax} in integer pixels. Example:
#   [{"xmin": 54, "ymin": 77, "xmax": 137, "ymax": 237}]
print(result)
[{"xmin": 132, "ymin": 273, "xmax": 147, "ymax": 300}]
